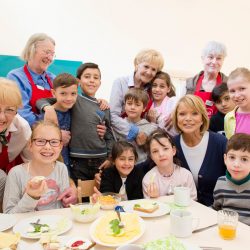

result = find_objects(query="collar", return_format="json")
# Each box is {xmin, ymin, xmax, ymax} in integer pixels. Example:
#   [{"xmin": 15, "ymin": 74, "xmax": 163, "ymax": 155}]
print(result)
[
  {"xmin": 27, "ymin": 65, "xmax": 47, "ymax": 80},
  {"xmin": 80, "ymin": 91, "xmax": 97, "ymax": 102},
  {"xmin": 226, "ymin": 170, "xmax": 250, "ymax": 185}
]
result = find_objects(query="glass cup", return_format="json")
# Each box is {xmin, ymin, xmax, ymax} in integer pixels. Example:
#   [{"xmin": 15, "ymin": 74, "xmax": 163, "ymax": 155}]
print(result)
[{"xmin": 217, "ymin": 209, "xmax": 238, "ymax": 240}]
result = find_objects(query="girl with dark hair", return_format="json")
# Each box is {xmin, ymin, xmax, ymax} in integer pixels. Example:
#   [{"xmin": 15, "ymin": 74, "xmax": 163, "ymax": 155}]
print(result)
[{"xmin": 142, "ymin": 129, "xmax": 197, "ymax": 199}]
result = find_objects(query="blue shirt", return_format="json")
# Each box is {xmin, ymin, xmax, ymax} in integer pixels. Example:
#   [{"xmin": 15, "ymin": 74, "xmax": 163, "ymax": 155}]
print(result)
[{"xmin": 7, "ymin": 66, "xmax": 55, "ymax": 126}]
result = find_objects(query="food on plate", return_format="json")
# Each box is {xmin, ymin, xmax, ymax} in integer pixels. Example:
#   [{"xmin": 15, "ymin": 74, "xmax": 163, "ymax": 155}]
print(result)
[
  {"xmin": 143, "ymin": 236, "xmax": 186, "ymax": 250},
  {"xmin": 64, "ymin": 237, "xmax": 95, "ymax": 250},
  {"xmin": 40, "ymin": 233, "xmax": 60, "ymax": 250},
  {"xmin": 70, "ymin": 203, "xmax": 100, "ymax": 223},
  {"xmin": 133, "ymin": 201, "xmax": 159, "ymax": 213},
  {"xmin": 26, "ymin": 219, "xmax": 50, "ymax": 235},
  {"xmin": 0, "ymin": 232, "xmax": 20, "ymax": 250},
  {"xmin": 94, "ymin": 212, "xmax": 142, "ymax": 245},
  {"xmin": 98, "ymin": 193, "xmax": 121, "ymax": 209},
  {"xmin": 31, "ymin": 176, "xmax": 46, "ymax": 183}
]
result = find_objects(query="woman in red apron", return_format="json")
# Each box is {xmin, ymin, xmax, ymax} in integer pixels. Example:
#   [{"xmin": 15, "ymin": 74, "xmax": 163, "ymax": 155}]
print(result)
[
  {"xmin": 7, "ymin": 33, "xmax": 56, "ymax": 126},
  {"xmin": 186, "ymin": 41, "xmax": 228, "ymax": 118}
]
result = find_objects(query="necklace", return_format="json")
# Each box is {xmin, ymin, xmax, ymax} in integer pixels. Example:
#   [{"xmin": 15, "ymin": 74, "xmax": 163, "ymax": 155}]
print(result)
[{"xmin": 162, "ymin": 164, "xmax": 175, "ymax": 178}]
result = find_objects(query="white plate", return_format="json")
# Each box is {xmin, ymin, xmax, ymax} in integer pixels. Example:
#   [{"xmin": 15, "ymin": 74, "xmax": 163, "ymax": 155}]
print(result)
[
  {"xmin": 123, "ymin": 200, "xmax": 171, "ymax": 218},
  {"xmin": 13, "ymin": 215, "xmax": 72, "ymax": 239},
  {"xmin": 0, "ymin": 213, "xmax": 17, "ymax": 232},
  {"xmin": 18, "ymin": 236, "xmax": 94, "ymax": 250},
  {"xmin": 90, "ymin": 213, "xmax": 145, "ymax": 248}
]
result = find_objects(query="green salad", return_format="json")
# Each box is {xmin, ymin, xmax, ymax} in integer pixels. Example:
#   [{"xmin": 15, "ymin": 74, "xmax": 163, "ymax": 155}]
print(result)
[{"xmin": 143, "ymin": 236, "xmax": 186, "ymax": 250}]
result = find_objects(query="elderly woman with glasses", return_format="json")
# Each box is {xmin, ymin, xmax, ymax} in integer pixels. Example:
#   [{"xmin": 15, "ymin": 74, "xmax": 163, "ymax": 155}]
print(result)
[
  {"xmin": 172, "ymin": 95, "xmax": 227, "ymax": 206},
  {"xmin": 186, "ymin": 41, "xmax": 227, "ymax": 118},
  {"xmin": 7, "ymin": 33, "xmax": 56, "ymax": 126}
]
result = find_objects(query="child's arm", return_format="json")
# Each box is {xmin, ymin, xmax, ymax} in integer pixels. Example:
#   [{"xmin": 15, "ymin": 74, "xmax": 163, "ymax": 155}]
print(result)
[
  {"xmin": 100, "ymin": 168, "xmax": 116, "ymax": 193},
  {"xmin": 212, "ymin": 179, "xmax": 223, "ymax": 210}
]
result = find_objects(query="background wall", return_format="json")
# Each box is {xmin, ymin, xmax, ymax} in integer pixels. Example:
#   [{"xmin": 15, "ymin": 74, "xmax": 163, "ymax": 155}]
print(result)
[{"xmin": 0, "ymin": 0, "xmax": 249, "ymax": 99}]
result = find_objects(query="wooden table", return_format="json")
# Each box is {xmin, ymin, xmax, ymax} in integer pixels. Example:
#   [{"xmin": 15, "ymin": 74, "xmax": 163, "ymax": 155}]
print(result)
[{"xmin": 6, "ymin": 196, "xmax": 250, "ymax": 250}]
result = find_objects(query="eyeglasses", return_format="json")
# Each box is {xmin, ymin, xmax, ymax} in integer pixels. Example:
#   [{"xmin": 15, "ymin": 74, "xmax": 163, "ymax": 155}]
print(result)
[
  {"xmin": 0, "ymin": 108, "xmax": 17, "ymax": 116},
  {"xmin": 32, "ymin": 138, "xmax": 62, "ymax": 147},
  {"xmin": 42, "ymin": 49, "xmax": 56, "ymax": 58}
]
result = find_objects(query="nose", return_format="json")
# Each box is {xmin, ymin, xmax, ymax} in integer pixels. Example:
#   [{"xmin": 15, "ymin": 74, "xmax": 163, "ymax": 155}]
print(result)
[
  {"xmin": 44, "ymin": 141, "xmax": 52, "ymax": 148},
  {"xmin": 0, "ymin": 111, "xmax": 6, "ymax": 119}
]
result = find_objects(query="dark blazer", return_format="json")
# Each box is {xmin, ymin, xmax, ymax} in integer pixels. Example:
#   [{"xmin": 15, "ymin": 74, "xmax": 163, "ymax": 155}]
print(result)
[
  {"xmin": 174, "ymin": 132, "xmax": 227, "ymax": 206},
  {"xmin": 100, "ymin": 165, "xmax": 147, "ymax": 200}
]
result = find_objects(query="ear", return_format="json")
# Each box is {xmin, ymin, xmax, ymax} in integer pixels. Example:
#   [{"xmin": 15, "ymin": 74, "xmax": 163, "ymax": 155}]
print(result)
[
  {"xmin": 223, "ymin": 153, "xmax": 227, "ymax": 165},
  {"xmin": 172, "ymin": 146, "xmax": 177, "ymax": 156},
  {"xmin": 51, "ymin": 89, "xmax": 56, "ymax": 98}
]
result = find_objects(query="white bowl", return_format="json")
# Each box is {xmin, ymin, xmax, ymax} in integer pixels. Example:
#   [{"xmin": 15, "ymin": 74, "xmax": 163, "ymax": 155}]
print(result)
[{"xmin": 70, "ymin": 204, "xmax": 100, "ymax": 223}]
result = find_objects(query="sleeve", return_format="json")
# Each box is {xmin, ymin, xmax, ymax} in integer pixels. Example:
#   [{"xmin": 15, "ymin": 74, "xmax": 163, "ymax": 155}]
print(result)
[
  {"xmin": 186, "ymin": 171, "xmax": 197, "ymax": 200},
  {"xmin": 185, "ymin": 77, "xmax": 196, "ymax": 95},
  {"xmin": 109, "ymin": 78, "xmax": 137, "ymax": 139},
  {"xmin": 104, "ymin": 110, "xmax": 115, "ymax": 155},
  {"xmin": 100, "ymin": 168, "xmax": 116, "ymax": 193},
  {"xmin": 3, "ymin": 168, "xmax": 38, "ymax": 213},
  {"xmin": 0, "ymin": 170, "xmax": 7, "ymax": 200},
  {"xmin": 7, "ymin": 71, "xmax": 38, "ymax": 126},
  {"xmin": 59, "ymin": 163, "xmax": 70, "ymax": 193},
  {"xmin": 212, "ymin": 180, "xmax": 223, "ymax": 211},
  {"xmin": 142, "ymin": 173, "xmax": 150, "ymax": 199},
  {"xmin": 36, "ymin": 97, "xmax": 57, "ymax": 113}
]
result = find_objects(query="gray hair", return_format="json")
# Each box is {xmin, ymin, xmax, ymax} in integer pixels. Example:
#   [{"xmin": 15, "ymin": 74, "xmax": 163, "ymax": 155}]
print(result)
[
  {"xmin": 201, "ymin": 41, "xmax": 227, "ymax": 58},
  {"xmin": 21, "ymin": 33, "xmax": 55, "ymax": 62}
]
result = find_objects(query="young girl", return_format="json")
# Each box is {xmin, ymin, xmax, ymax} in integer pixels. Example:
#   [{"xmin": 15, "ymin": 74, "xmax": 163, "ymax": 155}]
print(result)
[
  {"xmin": 143, "ymin": 129, "xmax": 197, "ymax": 199},
  {"xmin": 3, "ymin": 120, "xmax": 70, "ymax": 213},
  {"xmin": 225, "ymin": 67, "xmax": 250, "ymax": 138},
  {"xmin": 99, "ymin": 141, "xmax": 147, "ymax": 200},
  {"xmin": 147, "ymin": 71, "xmax": 178, "ymax": 136}
]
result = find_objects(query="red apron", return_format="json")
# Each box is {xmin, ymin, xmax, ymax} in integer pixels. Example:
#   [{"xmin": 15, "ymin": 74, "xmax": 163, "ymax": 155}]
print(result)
[
  {"xmin": 0, "ymin": 133, "xmax": 23, "ymax": 173},
  {"xmin": 24, "ymin": 65, "xmax": 53, "ymax": 113},
  {"xmin": 194, "ymin": 74, "xmax": 222, "ymax": 118}
]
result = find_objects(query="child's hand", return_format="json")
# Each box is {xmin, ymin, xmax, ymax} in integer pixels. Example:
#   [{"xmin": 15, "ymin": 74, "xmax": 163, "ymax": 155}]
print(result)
[
  {"xmin": 136, "ymin": 132, "xmax": 147, "ymax": 146},
  {"xmin": 97, "ymin": 122, "xmax": 106, "ymax": 139},
  {"xmin": 94, "ymin": 171, "xmax": 102, "ymax": 187},
  {"xmin": 90, "ymin": 186, "xmax": 102, "ymax": 204},
  {"xmin": 97, "ymin": 98, "xmax": 110, "ymax": 110},
  {"xmin": 146, "ymin": 182, "xmax": 160, "ymax": 198},
  {"xmin": 44, "ymin": 106, "xmax": 59, "ymax": 125},
  {"xmin": 147, "ymin": 109, "xmax": 158, "ymax": 123},
  {"xmin": 164, "ymin": 113, "xmax": 173, "ymax": 130},
  {"xmin": 99, "ymin": 159, "xmax": 112, "ymax": 170},
  {"xmin": 26, "ymin": 179, "xmax": 47, "ymax": 199},
  {"xmin": 61, "ymin": 130, "xmax": 71, "ymax": 146}
]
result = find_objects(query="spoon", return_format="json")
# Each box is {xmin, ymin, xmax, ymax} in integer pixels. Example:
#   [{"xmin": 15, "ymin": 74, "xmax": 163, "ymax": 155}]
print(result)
[{"xmin": 116, "ymin": 210, "xmax": 125, "ymax": 228}]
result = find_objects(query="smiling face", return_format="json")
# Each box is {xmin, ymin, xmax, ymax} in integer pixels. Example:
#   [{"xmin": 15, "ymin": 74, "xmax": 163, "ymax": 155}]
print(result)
[
  {"xmin": 134, "ymin": 62, "xmax": 158, "ymax": 86},
  {"xmin": 125, "ymin": 99, "xmax": 145, "ymax": 123},
  {"xmin": 214, "ymin": 92, "xmax": 235, "ymax": 115},
  {"xmin": 114, "ymin": 149, "xmax": 136, "ymax": 177},
  {"xmin": 30, "ymin": 125, "xmax": 62, "ymax": 165},
  {"xmin": 227, "ymin": 76, "xmax": 250, "ymax": 112},
  {"xmin": 28, "ymin": 39, "xmax": 55, "ymax": 74},
  {"xmin": 176, "ymin": 102, "xmax": 203, "ymax": 135},
  {"xmin": 224, "ymin": 149, "xmax": 250, "ymax": 180},
  {"xmin": 52, "ymin": 85, "xmax": 78, "ymax": 112},
  {"xmin": 150, "ymin": 137, "xmax": 176, "ymax": 170},
  {"xmin": 151, "ymin": 78, "xmax": 170, "ymax": 104},
  {"xmin": 0, "ymin": 104, "xmax": 17, "ymax": 132},
  {"xmin": 79, "ymin": 68, "xmax": 101, "ymax": 97},
  {"xmin": 202, "ymin": 53, "xmax": 224, "ymax": 75}
]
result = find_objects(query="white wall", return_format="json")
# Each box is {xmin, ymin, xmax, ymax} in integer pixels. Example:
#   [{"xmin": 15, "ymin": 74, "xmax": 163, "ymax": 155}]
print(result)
[{"xmin": 0, "ymin": 0, "xmax": 249, "ymax": 99}]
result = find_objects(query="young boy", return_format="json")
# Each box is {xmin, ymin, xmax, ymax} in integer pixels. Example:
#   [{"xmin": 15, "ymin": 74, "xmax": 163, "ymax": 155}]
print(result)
[
  {"xmin": 115, "ymin": 88, "xmax": 157, "ymax": 164},
  {"xmin": 213, "ymin": 133, "xmax": 250, "ymax": 226},
  {"xmin": 38, "ymin": 63, "xmax": 114, "ymax": 184},
  {"xmin": 209, "ymin": 82, "xmax": 235, "ymax": 134},
  {"xmin": 39, "ymin": 73, "xmax": 78, "ymax": 169}
]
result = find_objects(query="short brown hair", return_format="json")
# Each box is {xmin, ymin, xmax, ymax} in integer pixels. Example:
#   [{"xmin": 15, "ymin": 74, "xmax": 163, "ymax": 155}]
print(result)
[
  {"xmin": 172, "ymin": 94, "xmax": 209, "ymax": 134},
  {"xmin": 0, "ymin": 78, "xmax": 22, "ymax": 107},
  {"xmin": 76, "ymin": 62, "xmax": 101, "ymax": 79},
  {"xmin": 124, "ymin": 88, "xmax": 149, "ymax": 108},
  {"xmin": 226, "ymin": 133, "xmax": 250, "ymax": 153},
  {"xmin": 111, "ymin": 141, "xmax": 138, "ymax": 162},
  {"xmin": 152, "ymin": 71, "xmax": 176, "ymax": 97},
  {"xmin": 53, "ymin": 73, "xmax": 78, "ymax": 89}
]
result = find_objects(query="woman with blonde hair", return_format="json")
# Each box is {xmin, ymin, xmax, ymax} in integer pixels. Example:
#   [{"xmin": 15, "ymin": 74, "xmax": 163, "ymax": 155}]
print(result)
[
  {"xmin": 110, "ymin": 49, "xmax": 164, "ymax": 145},
  {"xmin": 7, "ymin": 33, "xmax": 56, "ymax": 126},
  {"xmin": 172, "ymin": 94, "xmax": 227, "ymax": 206}
]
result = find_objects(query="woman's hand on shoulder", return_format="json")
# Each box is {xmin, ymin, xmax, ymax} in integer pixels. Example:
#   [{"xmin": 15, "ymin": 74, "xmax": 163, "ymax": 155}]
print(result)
[{"xmin": 97, "ymin": 98, "xmax": 110, "ymax": 110}]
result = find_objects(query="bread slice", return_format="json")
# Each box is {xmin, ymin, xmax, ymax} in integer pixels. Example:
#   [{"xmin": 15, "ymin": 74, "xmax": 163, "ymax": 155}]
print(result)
[
  {"xmin": 31, "ymin": 176, "xmax": 45, "ymax": 183},
  {"xmin": 0, "ymin": 232, "xmax": 20, "ymax": 250},
  {"xmin": 133, "ymin": 202, "xmax": 159, "ymax": 213}
]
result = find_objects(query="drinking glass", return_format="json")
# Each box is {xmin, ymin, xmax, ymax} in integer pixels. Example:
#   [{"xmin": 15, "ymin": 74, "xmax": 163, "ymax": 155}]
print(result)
[{"xmin": 217, "ymin": 209, "xmax": 238, "ymax": 240}]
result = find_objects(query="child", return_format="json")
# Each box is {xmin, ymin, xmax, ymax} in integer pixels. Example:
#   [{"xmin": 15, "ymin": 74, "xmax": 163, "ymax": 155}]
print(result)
[
  {"xmin": 209, "ymin": 82, "xmax": 235, "ymax": 134},
  {"xmin": 39, "ymin": 73, "xmax": 78, "ymax": 170},
  {"xmin": 142, "ymin": 129, "xmax": 197, "ymax": 199},
  {"xmin": 213, "ymin": 133, "xmax": 250, "ymax": 226},
  {"xmin": 115, "ymin": 88, "xmax": 157, "ymax": 164},
  {"xmin": 100, "ymin": 141, "xmax": 146, "ymax": 200},
  {"xmin": 38, "ymin": 63, "xmax": 114, "ymax": 184},
  {"xmin": 225, "ymin": 68, "xmax": 250, "ymax": 138},
  {"xmin": 147, "ymin": 71, "xmax": 178, "ymax": 135},
  {"xmin": 3, "ymin": 120, "xmax": 70, "ymax": 213}
]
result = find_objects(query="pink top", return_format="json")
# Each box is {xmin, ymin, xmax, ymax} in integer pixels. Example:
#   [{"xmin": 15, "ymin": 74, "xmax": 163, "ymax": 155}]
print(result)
[
  {"xmin": 142, "ymin": 165, "xmax": 197, "ymax": 199},
  {"xmin": 235, "ymin": 112, "xmax": 250, "ymax": 135}
]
